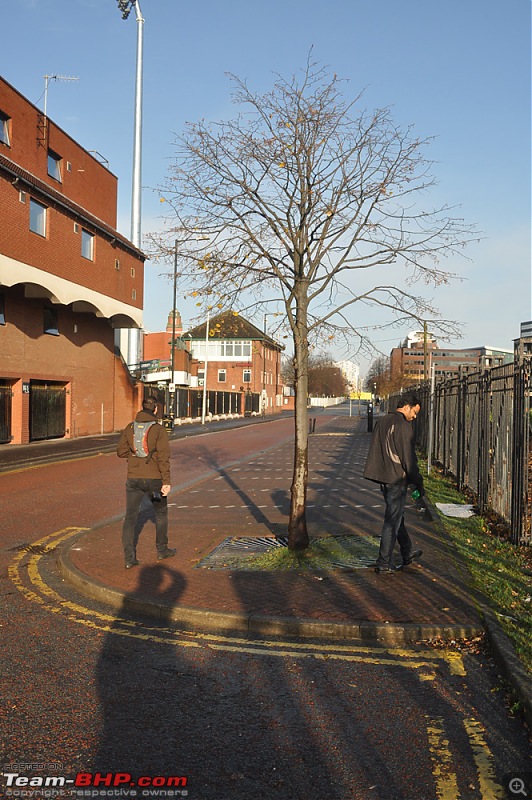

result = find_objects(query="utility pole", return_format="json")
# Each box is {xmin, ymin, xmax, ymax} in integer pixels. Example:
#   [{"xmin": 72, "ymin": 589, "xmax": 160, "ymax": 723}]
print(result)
[{"xmin": 116, "ymin": 0, "xmax": 145, "ymax": 369}]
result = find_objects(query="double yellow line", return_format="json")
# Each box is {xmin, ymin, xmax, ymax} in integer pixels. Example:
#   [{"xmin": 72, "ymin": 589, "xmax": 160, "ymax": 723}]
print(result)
[{"xmin": 9, "ymin": 527, "xmax": 508, "ymax": 799}]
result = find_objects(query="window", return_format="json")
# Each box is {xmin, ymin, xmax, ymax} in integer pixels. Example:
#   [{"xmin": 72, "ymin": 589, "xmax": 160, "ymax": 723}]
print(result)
[
  {"xmin": 131, "ymin": 267, "xmax": 135, "ymax": 277},
  {"xmin": 44, "ymin": 307, "xmax": 59, "ymax": 336},
  {"xmin": 0, "ymin": 112, "xmax": 10, "ymax": 146},
  {"xmin": 218, "ymin": 369, "xmax": 226, "ymax": 382},
  {"xmin": 115, "ymin": 259, "xmax": 120, "ymax": 270},
  {"xmin": 0, "ymin": 294, "xmax": 5, "ymax": 325},
  {"xmin": 243, "ymin": 369, "xmax": 251, "ymax": 383},
  {"xmin": 47, "ymin": 150, "xmax": 62, "ymax": 182},
  {"xmin": 19, "ymin": 191, "xmax": 26, "ymax": 203},
  {"xmin": 30, "ymin": 199, "xmax": 47, "ymax": 237},
  {"xmin": 81, "ymin": 229, "xmax": 94, "ymax": 260},
  {"xmin": 132, "ymin": 289, "xmax": 137, "ymax": 300}
]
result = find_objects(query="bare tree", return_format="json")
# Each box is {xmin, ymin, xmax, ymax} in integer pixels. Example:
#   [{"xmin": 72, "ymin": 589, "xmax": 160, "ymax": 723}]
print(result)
[
  {"xmin": 364, "ymin": 355, "xmax": 407, "ymax": 398},
  {"xmin": 148, "ymin": 58, "xmax": 476, "ymax": 550},
  {"xmin": 308, "ymin": 355, "xmax": 347, "ymax": 398}
]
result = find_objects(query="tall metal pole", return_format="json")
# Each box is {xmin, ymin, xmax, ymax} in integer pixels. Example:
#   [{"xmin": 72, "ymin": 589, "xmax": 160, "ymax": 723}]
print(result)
[
  {"xmin": 201, "ymin": 309, "xmax": 210, "ymax": 425},
  {"xmin": 130, "ymin": 0, "xmax": 144, "ymax": 249},
  {"xmin": 117, "ymin": 0, "xmax": 144, "ymax": 367},
  {"xmin": 169, "ymin": 240, "xmax": 178, "ymax": 420}
]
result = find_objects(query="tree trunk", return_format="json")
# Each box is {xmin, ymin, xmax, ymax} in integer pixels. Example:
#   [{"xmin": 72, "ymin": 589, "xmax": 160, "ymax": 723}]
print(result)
[{"xmin": 288, "ymin": 302, "xmax": 310, "ymax": 550}]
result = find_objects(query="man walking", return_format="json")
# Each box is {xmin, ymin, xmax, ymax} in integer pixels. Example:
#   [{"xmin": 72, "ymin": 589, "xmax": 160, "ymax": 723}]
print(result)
[
  {"xmin": 363, "ymin": 391, "xmax": 424, "ymax": 574},
  {"xmin": 117, "ymin": 396, "xmax": 176, "ymax": 569}
]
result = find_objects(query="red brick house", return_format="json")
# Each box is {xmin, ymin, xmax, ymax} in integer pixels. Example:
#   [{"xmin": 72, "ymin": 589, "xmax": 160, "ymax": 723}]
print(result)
[
  {"xmin": 141, "ymin": 310, "xmax": 292, "ymax": 419},
  {"xmin": 187, "ymin": 311, "xmax": 285, "ymax": 416},
  {"xmin": 0, "ymin": 76, "xmax": 144, "ymax": 444}
]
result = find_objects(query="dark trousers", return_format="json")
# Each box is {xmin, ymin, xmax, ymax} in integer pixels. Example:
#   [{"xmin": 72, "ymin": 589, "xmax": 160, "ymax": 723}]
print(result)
[
  {"xmin": 376, "ymin": 483, "xmax": 413, "ymax": 569},
  {"xmin": 122, "ymin": 478, "xmax": 168, "ymax": 562}
]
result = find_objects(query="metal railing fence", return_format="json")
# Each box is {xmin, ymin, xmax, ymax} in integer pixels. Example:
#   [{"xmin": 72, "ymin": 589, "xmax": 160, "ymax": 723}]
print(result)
[{"xmin": 389, "ymin": 358, "xmax": 531, "ymax": 545}]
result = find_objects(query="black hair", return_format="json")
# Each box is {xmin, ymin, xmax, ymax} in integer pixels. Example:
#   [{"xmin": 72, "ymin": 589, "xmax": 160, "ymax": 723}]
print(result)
[
  {"xmin": 142, "ymin": 396, "xmax": 157, "ymax": 411},
  {"xmin": 396, "ymin": 391, "xmax": 421, "ymax": 409}
]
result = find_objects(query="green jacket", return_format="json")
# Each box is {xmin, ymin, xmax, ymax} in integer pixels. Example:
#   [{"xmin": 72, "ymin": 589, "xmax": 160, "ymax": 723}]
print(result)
[{"xmin": 117, "ymin": 410, "xmax": 171, "ymax": 484}]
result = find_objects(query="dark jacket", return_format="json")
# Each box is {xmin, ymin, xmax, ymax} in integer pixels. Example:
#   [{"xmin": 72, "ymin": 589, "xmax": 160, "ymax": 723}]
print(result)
[
  {"xmin": 363, "ymin": 410, "xmax": 424, "ymax": 492},
  {"xmin": 117, "ymin": 410, "xmax": 171, "ymax": 484}
]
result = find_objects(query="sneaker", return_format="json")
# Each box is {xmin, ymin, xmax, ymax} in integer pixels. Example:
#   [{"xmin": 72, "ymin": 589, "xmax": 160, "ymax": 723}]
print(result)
[
  {"xmin": 402, "ymin": 549, "xmax": 423, "ymax": 566},
  {"xmin": 374, "ymin": 565, "xmax": 400, "ymax": 575},
  {"xmin": 125, "ymin": 559, "xmax": 139, "ymax": 570},
  {"xmin": 157, "ymin": 548, "xmax": 176, "ymax": 561}
]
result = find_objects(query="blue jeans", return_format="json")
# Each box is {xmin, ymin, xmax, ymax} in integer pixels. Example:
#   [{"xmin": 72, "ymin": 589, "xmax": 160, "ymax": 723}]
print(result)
[
  {"xmin": 122, "ymin": 478, "xmax": 169, "ymax": 562},
  {"xmin": 376, "ymin": 483, "xmax": 413, "ymax": 569}
]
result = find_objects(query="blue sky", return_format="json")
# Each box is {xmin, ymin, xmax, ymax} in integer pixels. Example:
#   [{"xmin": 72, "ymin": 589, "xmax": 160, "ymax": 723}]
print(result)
[{"xmin": 3, "ymin": 0, "xmax": 530, "ymax": 374}]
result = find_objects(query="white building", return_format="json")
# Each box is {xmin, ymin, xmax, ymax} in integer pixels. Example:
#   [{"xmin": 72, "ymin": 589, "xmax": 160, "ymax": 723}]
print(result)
[{"xmin": 335, "ymin": 360, "xmax": 360, "ymax": 392}]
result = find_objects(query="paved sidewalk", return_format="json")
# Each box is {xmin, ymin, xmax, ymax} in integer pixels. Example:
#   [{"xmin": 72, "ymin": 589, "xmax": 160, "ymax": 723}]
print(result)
[{"xmin": 57, "ymin": 414, "xmax": 484, "ymax": 644}]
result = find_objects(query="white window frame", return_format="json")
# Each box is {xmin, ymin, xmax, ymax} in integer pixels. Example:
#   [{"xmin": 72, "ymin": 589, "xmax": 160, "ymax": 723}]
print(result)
[
  {"xmin": 243, "ymin": 369, "xmax": 251, "ymax": 383},
  {"xmin": 218, "ymin": 369, "xmax": 227, "ymax": 383},
  {"xmin": 47, "ymin": 150, "xmax": 62, "ymax": 183},
  {"xmin": 193, "ymin": 339, "xmax": 252, "ymax": 361},
  {"xmin": 0, "ymin": 112, "xmax": 10, "ymax": 146},
  {"xmin": 81, "ymin": 229, "xmax": 94, "ymax": 261},
  {"xmin": 29, "ymin": 199, "xmax": 47, "ymax": 237}
]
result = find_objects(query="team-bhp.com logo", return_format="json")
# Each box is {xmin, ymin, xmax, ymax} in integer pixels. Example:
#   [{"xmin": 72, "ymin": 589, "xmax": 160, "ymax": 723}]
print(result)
[{"xmin": 2, "ymin": 771, "xmax": 188, "ymax": 797}]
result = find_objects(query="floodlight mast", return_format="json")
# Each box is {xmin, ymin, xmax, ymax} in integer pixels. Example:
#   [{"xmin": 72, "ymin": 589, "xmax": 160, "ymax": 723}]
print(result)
[{"xmin": 117, "ymin": 0, "xmax": 144, "ymax": 250}]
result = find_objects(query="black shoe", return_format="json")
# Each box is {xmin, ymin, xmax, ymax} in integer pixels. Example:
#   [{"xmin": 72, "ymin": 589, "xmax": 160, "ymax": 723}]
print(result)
[
  {"xmin": 374, "ymin": 565, "xmax": 400, "ymax": 574},
  {"xmin": 403, "ymin": 549, "xmax": 423, "ymax": 566},
  {"xmin": 157, "ymin": 548, "xmax": 176, "ymax": 561},
  {"xmin": 125, "ymin": 559, "xmax": 139, "ymax": 570}
]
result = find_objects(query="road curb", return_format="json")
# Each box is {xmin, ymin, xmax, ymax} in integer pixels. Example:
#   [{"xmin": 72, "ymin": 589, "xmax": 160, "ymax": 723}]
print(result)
[
  {"xmin": 482, "ymin": 607, "xmax": 532, "ymax": 731},
  {"xmin": 58, "ymin": 535, "xmax": 483, "ymax": 646},
  {"xmin": 423, "ymin": 496, "xmax": 532, "ymax": 730}
]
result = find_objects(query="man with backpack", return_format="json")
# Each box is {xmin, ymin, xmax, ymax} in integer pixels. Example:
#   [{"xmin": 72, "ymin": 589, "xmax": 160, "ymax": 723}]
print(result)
[{"xmin": 117, "ymin": 396, "xmax": 175, "ymax": 569}]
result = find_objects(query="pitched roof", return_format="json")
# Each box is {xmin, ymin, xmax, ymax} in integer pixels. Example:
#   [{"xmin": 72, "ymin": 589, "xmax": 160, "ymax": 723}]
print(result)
[{"xmin": 188, "ymin": 311, "xmax": 282, "ymax": 350}]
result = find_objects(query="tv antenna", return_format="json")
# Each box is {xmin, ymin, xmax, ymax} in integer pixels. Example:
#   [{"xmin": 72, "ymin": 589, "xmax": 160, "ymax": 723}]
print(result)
[{"xmin": 43, "ymin": 74, "xmax": 79, "ymax": 118}]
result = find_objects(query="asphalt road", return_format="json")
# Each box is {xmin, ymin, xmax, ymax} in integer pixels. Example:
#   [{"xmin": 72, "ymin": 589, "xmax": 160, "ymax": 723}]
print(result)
[{"xmin": 1, "ymin": 409, "xmax": 530, "ymax": 800}]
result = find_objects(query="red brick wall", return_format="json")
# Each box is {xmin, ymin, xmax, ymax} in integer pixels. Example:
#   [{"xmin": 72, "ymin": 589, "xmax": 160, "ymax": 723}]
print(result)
[
  {"xmin": 0, "ymin": 78, "xmax": 118, "ymax": 225},
  {"xmin": 0, "ymin": 287, "xmax": 140, "ymax": 442},
  {"xmin": 0, "ymin": 173, "xmax": 143, "ymax": 310},
  {"xmin": 0, "ymin": 78, "xmax": 144, "ymax": 310},
  {"xmin": 143, "ymin": 331, "xmax": 171, "ymax": 361}
]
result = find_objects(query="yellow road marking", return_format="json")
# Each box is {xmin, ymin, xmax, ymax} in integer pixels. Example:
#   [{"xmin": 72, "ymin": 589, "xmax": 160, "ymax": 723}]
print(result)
[
  {"xmin": 426, "ymin": 716, "xmax": 461, "ymax": 800},
  {"xmin": 10, "ymin": 527, "xmax": 466, "ymax": 674},
  {"xmin": 463, "ymin": 718, "xmax": 504, "ymax": 799}
]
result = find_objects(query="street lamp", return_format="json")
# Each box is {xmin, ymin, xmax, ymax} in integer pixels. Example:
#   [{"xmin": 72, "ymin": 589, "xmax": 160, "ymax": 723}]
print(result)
[
  {"xmin": 201, "ymin": 308, "xmax": 211, "ymax": 425},
  {"xmin": 116, "ymin": 0, "xmax": 144, "ymax": 370},
  {"xmin": 168, "ymin": 239, "xmax": 178, "ymax": 421},
  {"xmin": 116, "ymin": 0, "xmax": 144, "ymax": 249},
  {"xmin": 262, "ymin": 312, "xmax": 281, "ymax": 418}
]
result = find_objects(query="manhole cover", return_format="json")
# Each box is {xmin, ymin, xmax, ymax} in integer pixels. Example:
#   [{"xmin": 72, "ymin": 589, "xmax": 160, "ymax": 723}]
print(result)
[{"xmin": 196, "ymin": 534, "xmax": 379, "ymax": 570}]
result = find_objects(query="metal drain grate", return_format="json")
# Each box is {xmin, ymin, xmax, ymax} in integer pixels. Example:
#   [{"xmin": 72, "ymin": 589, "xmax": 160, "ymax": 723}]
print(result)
[
  {"xmin": 10, "ymin": 543, "xmax": 57, "ymax": 555},
  {"xmin": 196, "ymin": 533, "xmax": 379, "ymax": 570}
]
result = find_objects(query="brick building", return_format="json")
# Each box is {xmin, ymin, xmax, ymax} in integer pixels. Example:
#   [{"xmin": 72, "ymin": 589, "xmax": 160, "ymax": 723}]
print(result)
[
  {"xmin": 188, "ymin": 312, "xmax": 286, "ymax": 415},
  {"xmin": 390, "ymin": 330, "xmax": 513, "ymax": 383},
  {"xmin": 0, "ymin": 77, "xmax": 144, "ymax": 444},
  {"xmin": 140, "ymin": 310, "xmax": 291, "ymax": 419}
]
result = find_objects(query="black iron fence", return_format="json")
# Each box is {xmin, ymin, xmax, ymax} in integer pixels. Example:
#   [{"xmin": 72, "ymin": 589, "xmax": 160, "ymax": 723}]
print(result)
[
  {"xmin": 389, "ymin": 358, "xmax": 531, "ymax": 545},
  {"xmin": 146, "ymin": 387, "xmax": 255, "ymax": 421},
  {"xmin": 0, "ymin": 384, "xmax": 12, "ymax": 444}
]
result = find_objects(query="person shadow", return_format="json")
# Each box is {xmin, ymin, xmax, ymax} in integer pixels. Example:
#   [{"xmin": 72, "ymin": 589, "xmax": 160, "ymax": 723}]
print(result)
[{"xmin": 93, "ymin": 564, "xmax": 191, "ymax": 785}]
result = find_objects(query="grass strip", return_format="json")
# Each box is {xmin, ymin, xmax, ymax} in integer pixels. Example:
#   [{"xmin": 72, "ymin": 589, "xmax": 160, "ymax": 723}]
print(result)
[{"xmin": 421, "ymin": 459, "xmax": 532, "ymax": 674}]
